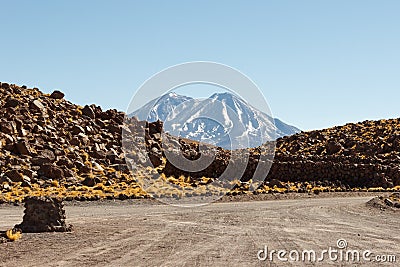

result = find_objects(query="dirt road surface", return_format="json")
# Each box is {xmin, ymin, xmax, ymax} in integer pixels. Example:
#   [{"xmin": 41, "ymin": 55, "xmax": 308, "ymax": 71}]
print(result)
[{"xmin": 1, "ymin": 196, "xmax": 399, "ymax": 266}]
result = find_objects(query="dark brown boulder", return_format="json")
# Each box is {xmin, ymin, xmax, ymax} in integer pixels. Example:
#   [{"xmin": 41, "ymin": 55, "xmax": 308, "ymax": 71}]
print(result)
[
  {"xmin": 268, "ymin": 179, "xmax": 283, "ymax": 188},
  {"xmin": 1, "ymin": 82, "xmax": 10, "ymax": 89},
  {"xmin": 71, "ymin": 125, "xmax": 85, "ymax": 135},
  {"xmin": 31, "ymin": 156, "xmax": 52, "ymax": 165},
  {"xmin": 50, "ymin": 90, "xmax": 65, "ymax": 99},
  {"xmin": 15, "ymin": 140, "xmax": 31, "ymax": 155},
  {"xmin": 90, "ymin": 150, "xmax": 106, "ymax": 159},
  {"xmin": 5, "ymin": 170, "xmax": 24, "ymax": 182},
  {"xmin": 82, "ymin": 105, "xmax": 95, "ymax": 119},
  {"xmin": 38, "ymin": 164, "xmax": 64, "ymax": 180},
  {"xmin": 4, "ymin": 97, "xmax": 21, "ymax": 108},
  {"xmin": 82, "ymin": 177, "xmax": 101, "ymax": 187},
  {"xmin": 326, "ymin": 141, "xmax": 343, "ymax": 155},
  {"xmin": 0, "ymin": 121, "xmax": 16, "ymax": 135}
]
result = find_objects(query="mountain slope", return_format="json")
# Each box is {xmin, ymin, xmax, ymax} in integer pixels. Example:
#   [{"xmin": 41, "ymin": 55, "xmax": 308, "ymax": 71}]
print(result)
[{"xmin": 132, "ymin": 92, "xmax": 300, "ymax": 148}]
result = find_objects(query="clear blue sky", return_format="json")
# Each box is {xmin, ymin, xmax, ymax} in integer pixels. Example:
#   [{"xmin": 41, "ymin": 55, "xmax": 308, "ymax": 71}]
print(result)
[{"xmin": 1, "ymin": 0, "xmax": 399, "ymax": 131}]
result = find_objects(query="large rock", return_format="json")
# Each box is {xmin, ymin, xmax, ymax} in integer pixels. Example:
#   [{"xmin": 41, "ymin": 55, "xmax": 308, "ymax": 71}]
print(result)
[
  {"xmin": 0, "ymin": 121, "xmax": 16, "ymax": 135},
  {"xmin": 82, "ymin": 105, "xmax": 95, "ymax": 119},
  {"xmin": 38, "ymin": 164, "xmax": 64, "ymax": 180},
  {"xmin": 82, "ymin": 177, "xmax": 101, "ymax": 187},
  {"xmin": 31, "ymin": 156, "xmax": 52, "ymax": 165},
  {"xmin": 15, "ymin": 140, "xmax": 31, "ymax": 155},
  {"xmin": 4, "ymin": 97, "xmax": 21, "ymax": 108},
  {"xmin": 71, "ymin": 125, "xmax": 85, "ymax": 135},
  {"xmin": 40, "ymin": 149, "xmax": 56, "ymax": 162},
  {"xmin": 50, "ymin": 90, "xmax": 65, "ymax": 99},
  {"xmin": 5, "ymin": 170, "xmax": 24, "ymax": 182},
  {"xmin": 326, "ymin": 141, "xmax": 343, "ymax": 155},
  {"xmin": 29, "ymin": 99, "xmax": 45, "ymax": 112},
  {"xmin": 1, "ymin": 82, "xmax": 10, "ymax": 89}
]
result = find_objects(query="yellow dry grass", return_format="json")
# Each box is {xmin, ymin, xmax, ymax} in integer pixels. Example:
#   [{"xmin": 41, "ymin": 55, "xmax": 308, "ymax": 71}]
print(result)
[{"xmin": 6, "ymin": 229, "xmax": 22, "ymax": 242}]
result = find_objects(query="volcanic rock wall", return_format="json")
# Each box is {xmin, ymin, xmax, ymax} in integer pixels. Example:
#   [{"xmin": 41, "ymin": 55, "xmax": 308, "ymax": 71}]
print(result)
[
  {"xmin": 267, "ymin": 158, "xmax": 398, "ymax": 188},
  {"xmin": 268, "ymin": 118, "xmax": 400, "ymax": 188},
  {"xmin": 134, "ymin": 119, "xmax": 400, "ymax": 188}
]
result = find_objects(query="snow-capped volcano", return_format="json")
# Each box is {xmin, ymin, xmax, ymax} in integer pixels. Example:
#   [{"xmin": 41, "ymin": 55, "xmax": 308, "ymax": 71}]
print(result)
[{"xmin": 131, "ymin": 92, "xmax": 300, "ymax": 149}]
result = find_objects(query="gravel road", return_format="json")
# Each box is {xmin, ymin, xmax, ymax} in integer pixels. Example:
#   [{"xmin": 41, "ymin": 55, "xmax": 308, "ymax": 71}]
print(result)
[{"xmin": 0, "ymin": 196, "xmax": 398, "ymax": 266}]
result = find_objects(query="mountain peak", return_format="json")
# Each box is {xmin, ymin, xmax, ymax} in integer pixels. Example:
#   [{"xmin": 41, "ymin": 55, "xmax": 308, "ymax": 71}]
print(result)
[
  {"xmin": 165, "ymin": 92, "xmax": 183, "ymax": 98},
  {"xmin": 132, "ymin": 92, "xmax": 300, "ymax": 148},
  {"xmin": 158, "ymin": 92, "xmax": 190, "ymax": 100},
  {"xmin": 210, "ymin": 92, "xmax": 240, "ymax": 100},
  {"xmin": 169, "ymin": 92, "xmax": 177, "ymax": 96}
]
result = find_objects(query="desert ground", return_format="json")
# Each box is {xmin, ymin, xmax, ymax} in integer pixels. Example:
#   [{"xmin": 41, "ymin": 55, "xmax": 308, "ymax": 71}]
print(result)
[{"xmin": 0, "ymin": 194, "xmax": 398, "ymax": 267}]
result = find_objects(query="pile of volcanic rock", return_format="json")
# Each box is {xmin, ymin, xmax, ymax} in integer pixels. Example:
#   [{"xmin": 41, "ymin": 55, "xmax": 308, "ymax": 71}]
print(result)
[
  {"xmin": 366, "ymin": 193, "xmax": 400, "ymax": 210},
  {"xmin": 15, "ymin": 196, "xmax": 72, "ymax": 232},
  {"xmin": 0, "ymin": 82, "xmax": 129, "ymax": 191}
]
